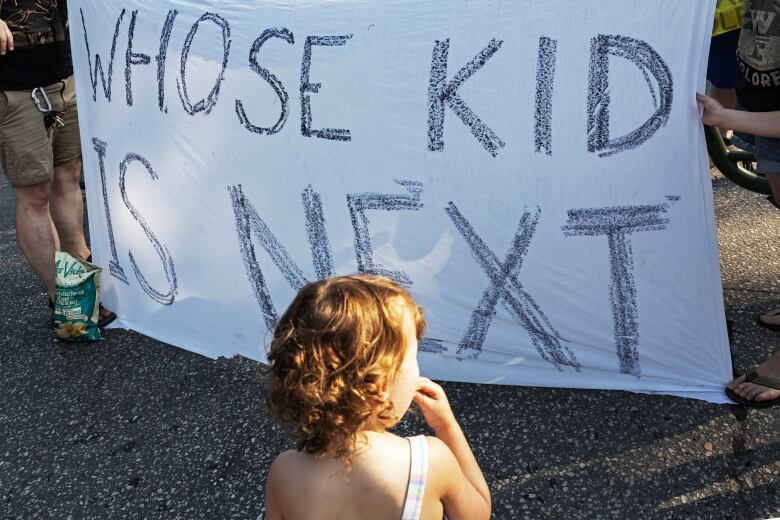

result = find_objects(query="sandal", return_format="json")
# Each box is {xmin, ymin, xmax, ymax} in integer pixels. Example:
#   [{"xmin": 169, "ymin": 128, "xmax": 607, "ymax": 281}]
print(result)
[
  {"xmin": 97, "ymin": 305, "xmax": 117, "ymax": 328},
  {"xmin": 757, "ymin": 309, "xmax": 780, "ymax": 332},
  {"xmin": 726, "ymin": 369, "xmax": 780, "ymax": 408}
]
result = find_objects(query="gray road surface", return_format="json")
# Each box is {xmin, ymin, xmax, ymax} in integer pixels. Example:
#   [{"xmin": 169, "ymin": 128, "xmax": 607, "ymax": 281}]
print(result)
[{"xmin": 0, "ymin": 172, "xmax": 779, "ymax": 519}]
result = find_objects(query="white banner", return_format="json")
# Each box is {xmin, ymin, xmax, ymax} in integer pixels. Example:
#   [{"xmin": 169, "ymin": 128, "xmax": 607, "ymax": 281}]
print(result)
[{"xmin": 69, "ymin": 0, "xmax": 732, "ymax": 402}]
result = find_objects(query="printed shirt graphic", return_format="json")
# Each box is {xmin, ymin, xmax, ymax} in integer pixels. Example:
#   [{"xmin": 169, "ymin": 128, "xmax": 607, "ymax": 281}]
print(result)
[
  {"xmin": 737, "ymin": 0, "xmax": 780, "ymax": 110},
  {"xmin": 0, "ymin": 0, "xmax": 71, "ymax": 90},
  {"xmin": 1, "ymin": 0, "xmax": 65, "ymax": 40}
]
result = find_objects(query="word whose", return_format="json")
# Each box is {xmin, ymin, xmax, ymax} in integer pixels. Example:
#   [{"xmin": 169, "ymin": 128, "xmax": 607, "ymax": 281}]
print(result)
[{"xmin": 79, "ymin": 8, "xmax": 673, "ymax": 158}]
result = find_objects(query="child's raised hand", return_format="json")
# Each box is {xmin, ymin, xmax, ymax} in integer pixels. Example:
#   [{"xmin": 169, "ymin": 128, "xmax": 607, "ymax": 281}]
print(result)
[
  {"xmin": 414, "ymin": 377, "xmax": 457, "ymax": 433},
  {"xmin": 697, "ymin": 92, "xmax": 726, "ymax": 127}
]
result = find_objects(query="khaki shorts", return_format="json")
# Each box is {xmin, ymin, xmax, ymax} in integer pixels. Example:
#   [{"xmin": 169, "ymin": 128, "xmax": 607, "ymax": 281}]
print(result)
[{"xmin": 0, "ymin": 75, "xmax": 82, "ymax": 187}]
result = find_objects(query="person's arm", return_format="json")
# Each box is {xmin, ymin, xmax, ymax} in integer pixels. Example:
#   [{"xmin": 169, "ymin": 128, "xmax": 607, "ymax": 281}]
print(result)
[
  {"xmin": 414, "ymin": 377, "xmax": 491, "ymax": 520},
  {"xmin": 0, "ymin": 19, "xmax": 14, "ymax": 55},
  {"xmin": 697, "ymin": 93, "xmax": 780, "ymax": 138}
]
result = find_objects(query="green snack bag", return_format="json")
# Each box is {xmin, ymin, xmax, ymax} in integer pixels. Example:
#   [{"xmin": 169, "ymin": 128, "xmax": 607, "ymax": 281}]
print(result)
[{"xmin": 53, "ymin": 252, "xmax": 102, "ymax": 342}]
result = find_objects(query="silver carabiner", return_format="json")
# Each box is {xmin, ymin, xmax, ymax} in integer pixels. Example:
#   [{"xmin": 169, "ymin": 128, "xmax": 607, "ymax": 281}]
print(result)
[{"xmin": 31, "ymin": 87, "xmax": 53, "ymax": 114}]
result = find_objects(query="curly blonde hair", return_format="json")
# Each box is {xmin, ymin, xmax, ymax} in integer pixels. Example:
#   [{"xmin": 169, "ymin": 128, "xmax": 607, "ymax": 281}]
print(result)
[{"xmin": 266, "ymin": 275, "xmax": 425, "ymax": 459}]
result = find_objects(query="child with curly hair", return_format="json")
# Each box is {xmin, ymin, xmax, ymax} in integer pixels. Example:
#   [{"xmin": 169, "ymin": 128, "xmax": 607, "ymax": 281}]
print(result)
[{"xmin": 264, "ymin": 275, "xmax": 491, "ymax": 519}]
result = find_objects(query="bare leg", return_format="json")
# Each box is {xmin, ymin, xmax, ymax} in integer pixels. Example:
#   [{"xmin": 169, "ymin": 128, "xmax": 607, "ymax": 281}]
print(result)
[
  {"xmin": 49, "ymin": 156, "xmax": 114, "ymax": 320},
  {"xmin": 727, "ymin": 351, "xmax": 780, "ymax": 403},
  {"xmin": 709, "ymin": 86, "xmax": 737, "ymax": 139},
  {"xmin": 49, "ymin": 214, "xmax": 61, "ymax": 251},
  {"xmin": 14, "ymin": 180, "xmax": 58, "ymax": 300},
  {"xmin": 50, "ymin": 157, "xmax": 90, "ymax": 260}
]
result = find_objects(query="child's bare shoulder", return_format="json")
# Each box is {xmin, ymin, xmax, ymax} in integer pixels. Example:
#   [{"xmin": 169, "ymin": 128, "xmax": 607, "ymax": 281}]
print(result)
[
  {"xmin": 268, "ymin": 450, "xmax": 311, "ymax": 482},
  {"xmin": 425, "ymin": 435, "xmax": 453, "ymax": 459},
  {"xmin": 274, "ymin": 449, "xmax": 304, "ymax": 463},
  {"xmin": 424, "ymin": 436, "xmax": 463, "ymax": 490}
]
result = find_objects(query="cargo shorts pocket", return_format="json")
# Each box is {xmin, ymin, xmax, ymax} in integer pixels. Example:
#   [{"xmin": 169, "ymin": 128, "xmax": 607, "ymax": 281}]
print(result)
[{"xmin": 0, "ymin": 92, "xmax": 8, "ymax": 123}]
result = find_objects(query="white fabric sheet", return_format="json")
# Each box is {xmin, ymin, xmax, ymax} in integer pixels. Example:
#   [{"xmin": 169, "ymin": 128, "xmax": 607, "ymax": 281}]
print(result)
[{"xmin": 68, "ymin": 0, "xmax": 731, "ymax": 402}]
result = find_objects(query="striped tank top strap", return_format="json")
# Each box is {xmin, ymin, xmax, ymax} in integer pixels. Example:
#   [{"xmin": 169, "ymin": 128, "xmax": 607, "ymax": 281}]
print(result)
[{"xmin": 400, "ymin": 435, "xmax": 429, "ymax": 520}]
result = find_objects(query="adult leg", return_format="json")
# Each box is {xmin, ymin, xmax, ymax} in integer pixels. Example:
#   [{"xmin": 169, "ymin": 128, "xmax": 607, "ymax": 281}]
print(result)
[
  {"xmin": 0, "ymin": 86, "xmax": 60, "ymax": 299},
  {"xmin": 49, "ymin": 77, "xmax": 116, "ymax": 326},
  {"xmin": 49, "ymin": 156, "xmax": 115, "ymax": 323},
  {"xmin": 14, "ymin": 180, "xmax": 59, "ymax": 300},
  {"xmin": 727, "ymin": 352, "xmax": 780, "ymax": 404},
  {"xmin": 50, "ymin": 156, "xmax": 90, "ymax": 260}
]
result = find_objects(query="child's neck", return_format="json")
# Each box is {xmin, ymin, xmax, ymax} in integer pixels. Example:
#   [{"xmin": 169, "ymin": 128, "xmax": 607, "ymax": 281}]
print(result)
[{"xmin": 362, "ymin": 415, "xmax": 398, "ymax": 433}]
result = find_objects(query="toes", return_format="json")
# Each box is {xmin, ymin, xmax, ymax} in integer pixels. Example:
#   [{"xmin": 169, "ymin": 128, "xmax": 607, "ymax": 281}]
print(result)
[
  {"xmin": 755, "ymin": 389, "xmax": 780, "ymax": 403},
  {"xmin": 727, "ymin": 374, "xmax": 746, "ymax": 390},
  {"xmin": 734, "ymin": 382, "xmax": 780, "ymax": 403},
  {"xmin": 744, "ymin": 385, "xmax": 761, "ymax": 400},
  {"xmin": 735, "ymin": 384, "xmax": 752, "ymax": 399}
]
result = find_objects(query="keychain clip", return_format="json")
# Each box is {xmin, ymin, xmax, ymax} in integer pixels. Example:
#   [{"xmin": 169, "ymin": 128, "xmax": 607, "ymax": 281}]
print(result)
[
  {"xmin": 31, "ymin": 87, "xmax": 65, "ymax": 129},
  {"xmin": 31, "ymin": 87, "xmax": 53, "ymax": 113}
]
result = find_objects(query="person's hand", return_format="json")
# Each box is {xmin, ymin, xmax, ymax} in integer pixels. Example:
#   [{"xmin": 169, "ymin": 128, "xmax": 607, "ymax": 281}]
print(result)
[
  {"xmin": 697, "ymin": 92, "xmax": 726, "ymax": 127},
  {"xmin": 0, "ymin": 19, "xmax": 13, "ymax": 55},
  {"xmin": 413, "ymin": 377, "xmax": 458, "ymax": 433}
]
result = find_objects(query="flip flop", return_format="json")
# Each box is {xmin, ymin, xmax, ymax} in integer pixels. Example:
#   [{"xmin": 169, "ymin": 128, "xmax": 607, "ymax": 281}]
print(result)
[
  {"xmin": 725, "ymin": 369, "xmax": 780, "ymax": 408},
  {"xmin": 757, "ymin": 309, "xmax": 780, "ymax": 332},
  {"xmin": 97, "ymin": 305, "xmax": 117, "ymax": 328}
]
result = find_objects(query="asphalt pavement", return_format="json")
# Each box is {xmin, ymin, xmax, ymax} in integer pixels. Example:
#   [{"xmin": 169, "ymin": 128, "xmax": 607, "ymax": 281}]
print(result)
[{"xmin": 0, "ymin": 171, "xmax": 779, "ymax": 520}]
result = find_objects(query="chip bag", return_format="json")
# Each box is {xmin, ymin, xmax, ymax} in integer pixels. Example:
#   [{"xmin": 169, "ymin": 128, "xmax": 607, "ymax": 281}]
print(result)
[{"xmin": 53, "ymin": 252, "xmax": 102, "ymax": 341}]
